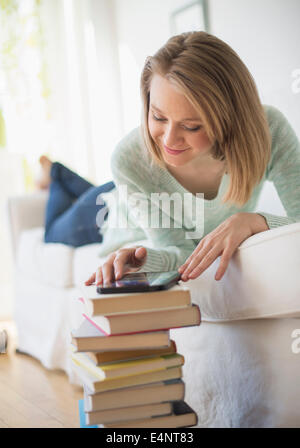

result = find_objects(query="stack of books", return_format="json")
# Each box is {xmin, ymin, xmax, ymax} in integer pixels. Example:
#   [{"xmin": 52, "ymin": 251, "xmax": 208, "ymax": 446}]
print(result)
[{"xmin": 71, "ymin": 283, "xmax": 200, "ymax": 428}]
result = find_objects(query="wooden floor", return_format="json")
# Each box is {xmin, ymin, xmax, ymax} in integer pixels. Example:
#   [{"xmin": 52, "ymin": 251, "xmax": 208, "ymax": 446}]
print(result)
[{"xmin": 0, "ymin": 321, "xmax": 83, "ymax": 428}]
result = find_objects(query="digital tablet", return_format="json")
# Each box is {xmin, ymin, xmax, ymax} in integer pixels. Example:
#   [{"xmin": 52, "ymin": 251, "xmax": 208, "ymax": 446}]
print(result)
[{"xmin": 96, "ymin": 270, "xmax": 182, "ymax": 294}]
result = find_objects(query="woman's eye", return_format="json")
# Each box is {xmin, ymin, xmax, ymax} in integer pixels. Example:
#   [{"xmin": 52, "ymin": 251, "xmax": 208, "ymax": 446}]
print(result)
[
  {"xmin": 185, "ymin": 126, "xmax": 201, "ymax": 132},
  {"xmin": 152, "ymin": 114, "xmax": 165, "ymax": 122},
  {"xmin": 152, "ymin": 114, "xmax": 201, "ymax": 132}
]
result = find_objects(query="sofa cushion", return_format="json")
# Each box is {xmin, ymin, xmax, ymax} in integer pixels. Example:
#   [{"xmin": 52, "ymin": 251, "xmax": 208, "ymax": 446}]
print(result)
[
  {"xmin": 17, "ymin": 227, "xmax": 153, "ymax": 288},
  {"xmin": 17, "ymin": 227, "xmax": 74, "ymax": 288}
]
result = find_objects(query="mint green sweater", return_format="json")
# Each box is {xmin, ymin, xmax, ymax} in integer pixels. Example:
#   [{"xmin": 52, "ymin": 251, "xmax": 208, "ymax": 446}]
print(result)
[{"xmin": 107, "ymin": 105, "xmax": 300, "ymax": 272}]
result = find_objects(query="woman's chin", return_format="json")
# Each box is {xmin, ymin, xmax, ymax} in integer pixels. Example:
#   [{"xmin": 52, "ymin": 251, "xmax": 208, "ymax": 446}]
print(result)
[
  {"xmin": 162, "ymin": 155, "xmax": 192, "ymax": 168},
  {"xmin": 163, "ymin": 159, "xmax": 184, "ymax": 168}
]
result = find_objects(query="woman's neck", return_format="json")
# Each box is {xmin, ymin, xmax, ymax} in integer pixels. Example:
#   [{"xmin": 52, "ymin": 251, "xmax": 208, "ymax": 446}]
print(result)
[
  {"xmin": 165, "ymin": 157, "xmax": 227, "ymax": 199},
  {"xmin": 166, "ymin": 157, "xmax": 227, "ymax": 179}
]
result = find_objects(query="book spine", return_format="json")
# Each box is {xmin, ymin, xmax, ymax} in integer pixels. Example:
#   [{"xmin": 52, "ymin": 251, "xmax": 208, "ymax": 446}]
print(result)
[{"xmin": 78, "ymin": 400, "xmax": 98, "ymax": 428}]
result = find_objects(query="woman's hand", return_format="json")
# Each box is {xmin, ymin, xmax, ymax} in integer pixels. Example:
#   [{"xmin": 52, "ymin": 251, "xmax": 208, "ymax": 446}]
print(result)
[
  {"xmin": 178, "ymin": 212, "xmax": 269, "ymax": 282},
  {"xmin": 85, "ymin": 246, "xmax": 147, "ymax": 286}
]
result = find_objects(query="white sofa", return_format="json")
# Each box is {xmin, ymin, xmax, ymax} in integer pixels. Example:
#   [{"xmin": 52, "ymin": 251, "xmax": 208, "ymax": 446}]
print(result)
[{"xmin": 7, "ymin": 188, "xmax": 300, "ymax": 428}]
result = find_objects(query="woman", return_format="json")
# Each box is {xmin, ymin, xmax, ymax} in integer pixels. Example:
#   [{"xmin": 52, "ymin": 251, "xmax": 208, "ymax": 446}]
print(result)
[
  {"xmin": 42, "ymin": 31, "xmax": 300, "ymax": 286},
  {"xmin": 85, "ymin": 31, "xmax": 300, "ymax": 286}
]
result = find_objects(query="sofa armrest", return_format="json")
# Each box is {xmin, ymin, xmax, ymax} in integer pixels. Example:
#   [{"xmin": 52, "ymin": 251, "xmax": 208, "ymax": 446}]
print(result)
[
  {"xmin": 6, "ymin": 191, "xmax": 48, "ymax": 258},
  {"xmin": 185, "ymin": 221, "xmax": 300, "ymax": 321}
]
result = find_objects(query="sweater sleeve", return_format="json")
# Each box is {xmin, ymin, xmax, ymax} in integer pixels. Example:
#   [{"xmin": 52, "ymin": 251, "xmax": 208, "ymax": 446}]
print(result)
[
  {"xmin": 110, "ymin": 138, "xmax": 197, "ymax": 272},
  {"xmin": 256, "ymin": 107, "xmax": 300, "ymax": 228}
]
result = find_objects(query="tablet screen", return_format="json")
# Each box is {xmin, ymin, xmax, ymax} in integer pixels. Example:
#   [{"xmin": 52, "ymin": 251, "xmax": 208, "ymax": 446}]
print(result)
[{"xmin": 110, "ymin": 270, "xmax": 181, "ymax": 288}]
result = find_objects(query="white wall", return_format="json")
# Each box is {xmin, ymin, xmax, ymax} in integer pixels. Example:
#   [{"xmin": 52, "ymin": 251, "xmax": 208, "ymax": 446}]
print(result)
[
  {"xmin": 113, "ymin": 0, "xmax": 300, "ymax": 134},
  {"xmin": 112, "ymin": 0, "xmax": 300, "ymax": 215},
  {"xmin": 113, "ymin": 0, "xmax": 190, "ymax": 133},
  {"xmin": 208, "ymin": 0, "xmax": 300, "ymax": 137},
  {"xmin": 207, "ymin": 0, "xmax": 300, "ymax": 213}
]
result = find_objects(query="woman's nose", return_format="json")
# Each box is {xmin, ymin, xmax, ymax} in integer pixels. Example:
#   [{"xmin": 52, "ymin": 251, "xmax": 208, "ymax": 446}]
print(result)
[{"xmin": 163, "ymin": 126, "xmax": 184, "ymax": 148}]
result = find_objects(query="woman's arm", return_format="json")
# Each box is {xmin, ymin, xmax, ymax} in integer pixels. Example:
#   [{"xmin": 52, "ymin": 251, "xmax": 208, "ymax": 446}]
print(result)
[
  {"xmin": 256, "ymin": 106, "xmax": 300, "ymax": 228},
  {"xmin": 178, "ymin": 211, "xmax": 269, "ymax": 282},
  {"xmin": 179, "ymin": 108, "xmax": 300, "ymax": 282}
]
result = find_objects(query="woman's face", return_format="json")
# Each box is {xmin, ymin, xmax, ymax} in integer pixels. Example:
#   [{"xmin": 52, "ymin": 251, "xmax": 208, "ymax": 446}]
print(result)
[{"xmin": 148, "ymin": 74, "xmax": 214, "ymax": 168}]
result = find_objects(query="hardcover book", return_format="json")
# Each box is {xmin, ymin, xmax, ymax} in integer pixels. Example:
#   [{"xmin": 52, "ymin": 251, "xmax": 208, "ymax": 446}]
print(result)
[
  {"xmin": 71, "ymin": 318, "xmax": 170, "ymax": 352},
  {"xmin": 101, "ymin": 400, "xmax": 198, "ymax": 428},
  {"xmin": 83, "ymin": 303, "xmax": 201, "ymax": 336},
  {"xmin": 72, "ymin": 363, "xmax": 183, "ymax": 394},
  {"xmin": 79, "ymin": 284, "xmax": 191, "ymax": 316},
  {"xmin": 78, "ymin": 399, "xmax": 198, "ymax": 428},
  {"xmin": 83, "ymin": 379, "xmax": 185, "ymax": 412},
  {"xmin": 84, "ymin": 340, "xmax": 177, "ymax": 365},
  {"xmin": 71, "ymin": 351, "xmax": 184, "ymax": 381}
]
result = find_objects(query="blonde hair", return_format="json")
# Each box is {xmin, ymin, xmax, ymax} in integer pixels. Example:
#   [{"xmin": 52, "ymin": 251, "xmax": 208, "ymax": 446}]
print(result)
[{"xmin": 140, "ymin": 31, "xmax": 271, "ymax": 207}]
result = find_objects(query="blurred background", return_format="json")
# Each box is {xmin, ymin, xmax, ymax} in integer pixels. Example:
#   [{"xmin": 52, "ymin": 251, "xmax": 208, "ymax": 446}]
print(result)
[{"xmin": 0, "ymin": 0, "xmax": 299, "ymax": 320}]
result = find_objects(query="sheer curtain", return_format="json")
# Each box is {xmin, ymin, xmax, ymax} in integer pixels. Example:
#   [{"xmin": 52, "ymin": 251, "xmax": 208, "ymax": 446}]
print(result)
[
  {"xmin": 0, "ymin": 0, "xmax": 124, "ymax": 187},
  {"xmin": 40, "ymin": 0, "xmax": 124, "ymax": 184},
  {"xmin": 0, "ymin": 0, "xmax": 124, "ymax": 318}
]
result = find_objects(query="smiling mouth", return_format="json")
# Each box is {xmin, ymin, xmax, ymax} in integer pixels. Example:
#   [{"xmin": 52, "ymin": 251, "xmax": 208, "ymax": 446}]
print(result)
[{"xmin": 163, "ymin": 145, "xmax": 189, "ymax": 154}]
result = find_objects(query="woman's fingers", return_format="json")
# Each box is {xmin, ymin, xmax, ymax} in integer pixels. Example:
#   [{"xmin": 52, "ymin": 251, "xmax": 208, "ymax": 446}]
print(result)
[
  {"xmin": 85, "ymin": 272, "xmax": 96, "ymax": 285},
  {"xmin": 178, "ymin": 241, "xmax": 206, "ymax": 273},
  {"xmin": 95, "ymin": 267, "xmax": 103, "ymax": 286},
  {"xmin": 113, "ymin": 251, "xmax": 130, "ymax": 280},
  {"xmin": 181, "ymin": 243, "xmax": 215, "ymax": 279},
  {"xmin": 92, "ymin": 248, "xmax": 147, "ymax": 287},
  {"xmin": 187, "ymin": 247, "xmax": 219, "ymax": 279},
  {"xmin": 102, "ymin": 253, "xmax": 117, "ymax": 285},
  {"xmin": 102, "ymin": 264, "xmax": 114, "ymax": 286},
  {"xmin": 214, "ymin": 248, "xmax": 233, "ymax": 280}
]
